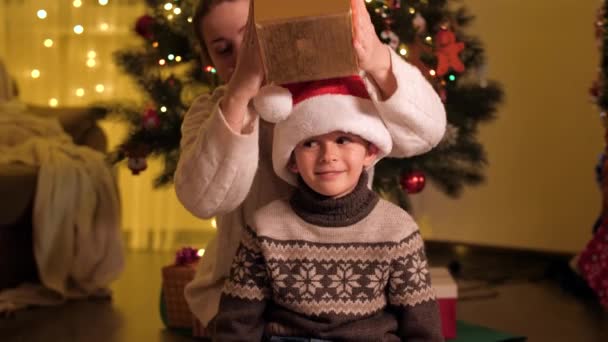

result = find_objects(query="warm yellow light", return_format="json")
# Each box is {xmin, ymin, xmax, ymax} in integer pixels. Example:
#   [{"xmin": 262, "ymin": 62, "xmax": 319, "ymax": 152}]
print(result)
[
  {"xmin": 87, "ymin": 50, "xmax": 97, "ymax": 59},
  {"xmin": 211, "ymin": 218, "xmax": 217, "ymax": 229},
  {"xmin": 197, "ymin": 249, "xmax": 205, "ymax": 257},
  {"xmin": 95, "ymin": 84, "xmax": 105, "ymax": 93},
  {"xmin": 99, "ymin": 0, "xmax": 109, "ymax": 5},
  {"xmin": 74, "ymin": 25, "xmax": 84, "ymax": 34},
  {"xmin": 429, "ymin": 70, "xmax": 436, "ymax": 76},
  {"xmin": 187, "ymin": 17, "xmax": 193, "ymax": 23},
  {"xmin": 425, "ymin": 36, "xmax": 432, "ymax": 43},
  {"xmin": 175, "ymin": 56, "xmax": 182, "ymax": 62},
  {"xmin": 158, "ymin": 59, "xmax": 166, "ymax": 66},
  {"xmin": 37, "ymin": 10, "xmax": 47, "ymax": 19},
  {"xmin": 100, "ymin": 23, "xmax": 109, "ymax": 31},
  {"xmin": 152, "ymin": 41, "xmax": 159, "ymax": 48},
  {"xmin": 167, "ymin": 14, "xmax": 174, "ymax": 20},
  {"xmin": 365, "ymin": 0, "xmax": 372, "ymax": 3},
  {"xmin": 399, "ymin": 48, "xmax": 407, "ymax": 56},
  {"xmin": 160, "ymin": 106, "xmax": 167, "ymax": 112},
  {"xmin": 43, "ymin": 39, "xmax": 53, "ymax": 47},
  {"xmin": 164, "ymin": 3, "xmax": 173, "ymax": 10},
  {"xmin": 173, "ymin": 8, "xmax": 182, "ymax": 15},
  {"xmin": 49, "ymin": 98, "xmax": 58, "ymax": 107},
  {"xmin": 75, "ymin": 88, "xmax": 85, "ymax": 97},
  {"xmin": 409, "ymin": 7, "xmax": 416, "ymax": 14},
  {"xmin": 31, "ymin": 69, "xmax": 41, "ymax": 79},
  {"xmin": 86, "ymin": 59, "xmax": 96, "ymax": 68},
  {"xmin": 73, "ymin": 0, "xmax": 82, "ymax": 8}
]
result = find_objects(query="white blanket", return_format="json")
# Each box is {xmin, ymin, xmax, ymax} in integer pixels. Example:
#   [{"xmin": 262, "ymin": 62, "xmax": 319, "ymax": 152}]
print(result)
[{"xmin": 0, "ymin": 102, "xmax": 124, "ymax": 312}]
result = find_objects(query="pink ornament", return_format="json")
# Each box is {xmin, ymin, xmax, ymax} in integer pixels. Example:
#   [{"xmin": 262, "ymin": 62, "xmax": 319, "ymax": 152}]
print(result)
[
  {"xmin": 400, "ymin": 171, "xmax": 426, "ymax": 194},
  {"xmin": 412, "ymin": 13, "xmax": 426, "ymax": 33}
]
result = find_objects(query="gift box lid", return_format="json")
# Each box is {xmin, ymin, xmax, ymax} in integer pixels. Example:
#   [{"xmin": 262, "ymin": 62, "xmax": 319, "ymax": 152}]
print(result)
[
  {"xmin": 254, "ymin": 0, "xmax": 350, "ymax": 23},
  {"xmin": 430, "ymin": 267, "xmax": 458, "ymax": 298}
]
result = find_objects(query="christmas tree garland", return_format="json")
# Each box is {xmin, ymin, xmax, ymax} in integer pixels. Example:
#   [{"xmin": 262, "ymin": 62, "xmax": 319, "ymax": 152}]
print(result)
[{"xmin": 107, "ymin": 0, "xmax": 503, "ymax": 209}]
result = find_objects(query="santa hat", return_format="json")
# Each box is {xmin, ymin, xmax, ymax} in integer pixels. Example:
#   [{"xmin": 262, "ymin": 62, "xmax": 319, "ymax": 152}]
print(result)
[{"xmin": 253, "ymin": 75, "xmax": 392, "ymax": 186}]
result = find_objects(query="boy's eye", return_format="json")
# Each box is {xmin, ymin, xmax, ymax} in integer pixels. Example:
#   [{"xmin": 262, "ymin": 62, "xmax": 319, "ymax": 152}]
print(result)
[
  {"xmin": 336, "ymin": 136, "xmax": 352, "ymax": 144},
  {"xmin": 302, "ymin": 140, "xmax": 318, "ymax": 148}
]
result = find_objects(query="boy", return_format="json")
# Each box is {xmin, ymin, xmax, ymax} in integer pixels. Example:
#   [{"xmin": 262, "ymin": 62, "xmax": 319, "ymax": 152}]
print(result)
[{"xmin": 212, "ymin": 76, "xmax": 443, "ymax": 341}]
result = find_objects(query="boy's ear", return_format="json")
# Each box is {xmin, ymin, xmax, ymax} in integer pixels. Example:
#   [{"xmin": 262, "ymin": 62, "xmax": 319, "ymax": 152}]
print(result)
[
  {"xmin": 287, "ymin": 156, "xmax": 299, "ymax": 174},
  {"xmin": 363, "ymin": 144, "xmax": 379, "ymax": 167}
]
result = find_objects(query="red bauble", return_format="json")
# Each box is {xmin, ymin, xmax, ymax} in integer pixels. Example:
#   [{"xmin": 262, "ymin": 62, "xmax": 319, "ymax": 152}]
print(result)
[
  {"xmin": 135, "ymin": 15, "xmax": 155, "ymax": 39},
  {"xmin": 400, "ymin": 171, "xmax": 426, "ymax": 194},
  {"xmin": 142, "ymin": 108, "xmax": 160, "ymax": 130},
  {"xmin": 128, "ymin": 157, "xmax": 147, "ymax": 175},
  {"xmin": 124, "ymin": 144, "xmax": 149, "ymax": 175}
]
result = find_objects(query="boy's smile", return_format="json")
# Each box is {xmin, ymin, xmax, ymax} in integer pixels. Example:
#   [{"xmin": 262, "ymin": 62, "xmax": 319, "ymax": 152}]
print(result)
[{"xmin": 290, "ymin": 131, "xmax": 378, "ymax": 198}]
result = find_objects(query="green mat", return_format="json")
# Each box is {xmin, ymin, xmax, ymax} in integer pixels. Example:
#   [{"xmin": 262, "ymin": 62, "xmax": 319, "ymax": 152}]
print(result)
[{"xmin": 451, "ymin": 320, "xmax": 526, "ymax": 341}]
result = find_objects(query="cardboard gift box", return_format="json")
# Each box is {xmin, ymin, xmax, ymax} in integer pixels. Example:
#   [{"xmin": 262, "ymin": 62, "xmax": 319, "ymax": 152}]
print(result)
[
  {"xmin": 161, "ymin": 247, "xmax": 203, "ymax": 330},
  {"xmin": 254, "ymin": 0, "xmax": 358, "ymax": 84},
  {"xmin": 430, "ymin": 267, "xmax": 458, "ymax": 340}
]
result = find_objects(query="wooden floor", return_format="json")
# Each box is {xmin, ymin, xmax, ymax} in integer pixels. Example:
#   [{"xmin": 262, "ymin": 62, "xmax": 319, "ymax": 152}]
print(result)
[{"xmin": 1, "ymin": 242, "xmax": 607, "ymax": 342}]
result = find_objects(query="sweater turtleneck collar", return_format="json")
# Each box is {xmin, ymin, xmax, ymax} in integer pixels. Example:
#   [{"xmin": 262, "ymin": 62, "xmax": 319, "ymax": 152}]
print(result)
[{"xmin": 290, "ymin": 171, "xmax": 379, "ymax": 227}]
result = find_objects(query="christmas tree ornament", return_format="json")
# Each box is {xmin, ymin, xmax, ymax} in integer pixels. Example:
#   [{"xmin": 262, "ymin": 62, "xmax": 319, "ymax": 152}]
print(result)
[
  {"xmin": 434, "ymin": 27, "xmax": 465, "ymax": 76},
  {"xmin": 412, "ymin": 13, "xmax": 427, "ymax": 33},
  {"xmin": 142, "ymin": 108, "xmax": 160, "ymax": 130},
  {"xmin": 125, "ymin": 144, "xmax": 149, "ymax": 175},
  {"xmin": 380, "ymin": 29, "xmax": 400, "ymax": 50},
  {"xmin": 128, "ymin": 157, "xmax": 147, "ymax": 175},
  {"xmin": 135, "ymin": 15, "xmax": 155, "ymax": 40},
  {"xmin": 400, "ymin": 171, "xmax": 426, "ymax": 194}
]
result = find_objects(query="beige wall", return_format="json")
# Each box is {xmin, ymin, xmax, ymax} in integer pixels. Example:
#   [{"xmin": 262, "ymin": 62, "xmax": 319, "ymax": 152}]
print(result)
[{"xmin": 413, "ymin": 0, "xmax": 604, "ymax": 253}]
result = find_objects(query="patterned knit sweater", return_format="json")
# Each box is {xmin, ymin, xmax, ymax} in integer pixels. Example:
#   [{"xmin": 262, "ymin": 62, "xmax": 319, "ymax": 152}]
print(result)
[{"xmin": 213, "ymin": 173, "xmax": 443, "ymax": 341}]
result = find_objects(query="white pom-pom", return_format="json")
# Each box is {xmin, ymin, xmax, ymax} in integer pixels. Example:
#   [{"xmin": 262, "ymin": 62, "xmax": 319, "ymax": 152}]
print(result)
[{"xmin": 252, "ymin": 85, "xmax": 293, "ymax": 123}]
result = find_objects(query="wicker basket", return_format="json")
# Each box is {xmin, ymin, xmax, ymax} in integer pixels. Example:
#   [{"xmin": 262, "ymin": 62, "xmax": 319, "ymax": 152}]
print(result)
[{"xmin": 161, "ymin": 263, "xmax": 198, "ymax": 329}]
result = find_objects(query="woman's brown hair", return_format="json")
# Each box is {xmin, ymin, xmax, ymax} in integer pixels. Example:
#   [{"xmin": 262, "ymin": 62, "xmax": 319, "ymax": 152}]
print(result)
[{"xmin": 192, "ymin": 0, "xmax": 236, "ymax": 65}]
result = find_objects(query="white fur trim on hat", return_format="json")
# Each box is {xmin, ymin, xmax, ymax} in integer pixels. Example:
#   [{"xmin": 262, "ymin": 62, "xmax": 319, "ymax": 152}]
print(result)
[
  {"xmin": 252, "ymin": 85, "xmax": 293, "ymax": 123},
  {"xmin": 272, "ymin": 94, "xmax": 393, "ymax": 186}
]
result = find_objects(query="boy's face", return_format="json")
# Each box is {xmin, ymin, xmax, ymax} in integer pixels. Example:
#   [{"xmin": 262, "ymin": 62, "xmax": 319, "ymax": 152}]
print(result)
[
  {"xmin": 289, "ymin": 131, "xmax": 378, "ymax": 198},
  {"xmin": 199, "ymin": 0, "xmax": 249, "ymax": 83}
]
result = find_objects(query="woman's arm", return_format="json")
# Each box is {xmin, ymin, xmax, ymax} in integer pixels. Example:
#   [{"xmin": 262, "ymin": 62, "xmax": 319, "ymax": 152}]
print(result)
[
  {"xmin": 364, "ymin": 47, "xmax": 447, "ymax": 158},
  {"xmin": 351, "ymin": 0, "xmax": 446, "ymax": 158},
  {"xmin": 174, "ymin": 89, "xmax": 260, "ymax": 219}
]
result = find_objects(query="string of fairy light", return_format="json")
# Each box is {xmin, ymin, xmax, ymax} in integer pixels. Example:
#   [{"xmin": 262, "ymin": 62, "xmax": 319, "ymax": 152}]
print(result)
[{"xmin": 31, "ymin": 0, "xmax": 111, "ymax": 107}]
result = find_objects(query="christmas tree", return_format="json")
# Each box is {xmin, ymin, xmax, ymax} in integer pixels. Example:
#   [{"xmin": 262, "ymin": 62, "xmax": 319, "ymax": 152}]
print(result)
[{"xmin": 109, "ymin": 0, "xmax": 503, "ymax": 208}]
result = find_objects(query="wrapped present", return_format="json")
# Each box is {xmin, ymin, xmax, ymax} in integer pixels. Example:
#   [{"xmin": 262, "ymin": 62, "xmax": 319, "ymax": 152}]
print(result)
[
  {"xmin": 430, "ymin": 267, "xmax": 458, "ymax": 340},
  {"xmin": 161, "ymin": 247, "xmax": 202, "ymax": 329},
  {"xmin": 254, "ymin": 0, "xmax": 358, "ymax": 84}
]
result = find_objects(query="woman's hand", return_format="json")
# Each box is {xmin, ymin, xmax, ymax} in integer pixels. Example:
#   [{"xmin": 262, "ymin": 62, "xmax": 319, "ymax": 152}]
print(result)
[
  {"xmin": 351, "ymin": 0, "xmax": 396, "ymax": 99},
  {"xmin": 222, "ymin": 0, "xmax": 265, "ymax": 132}
]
